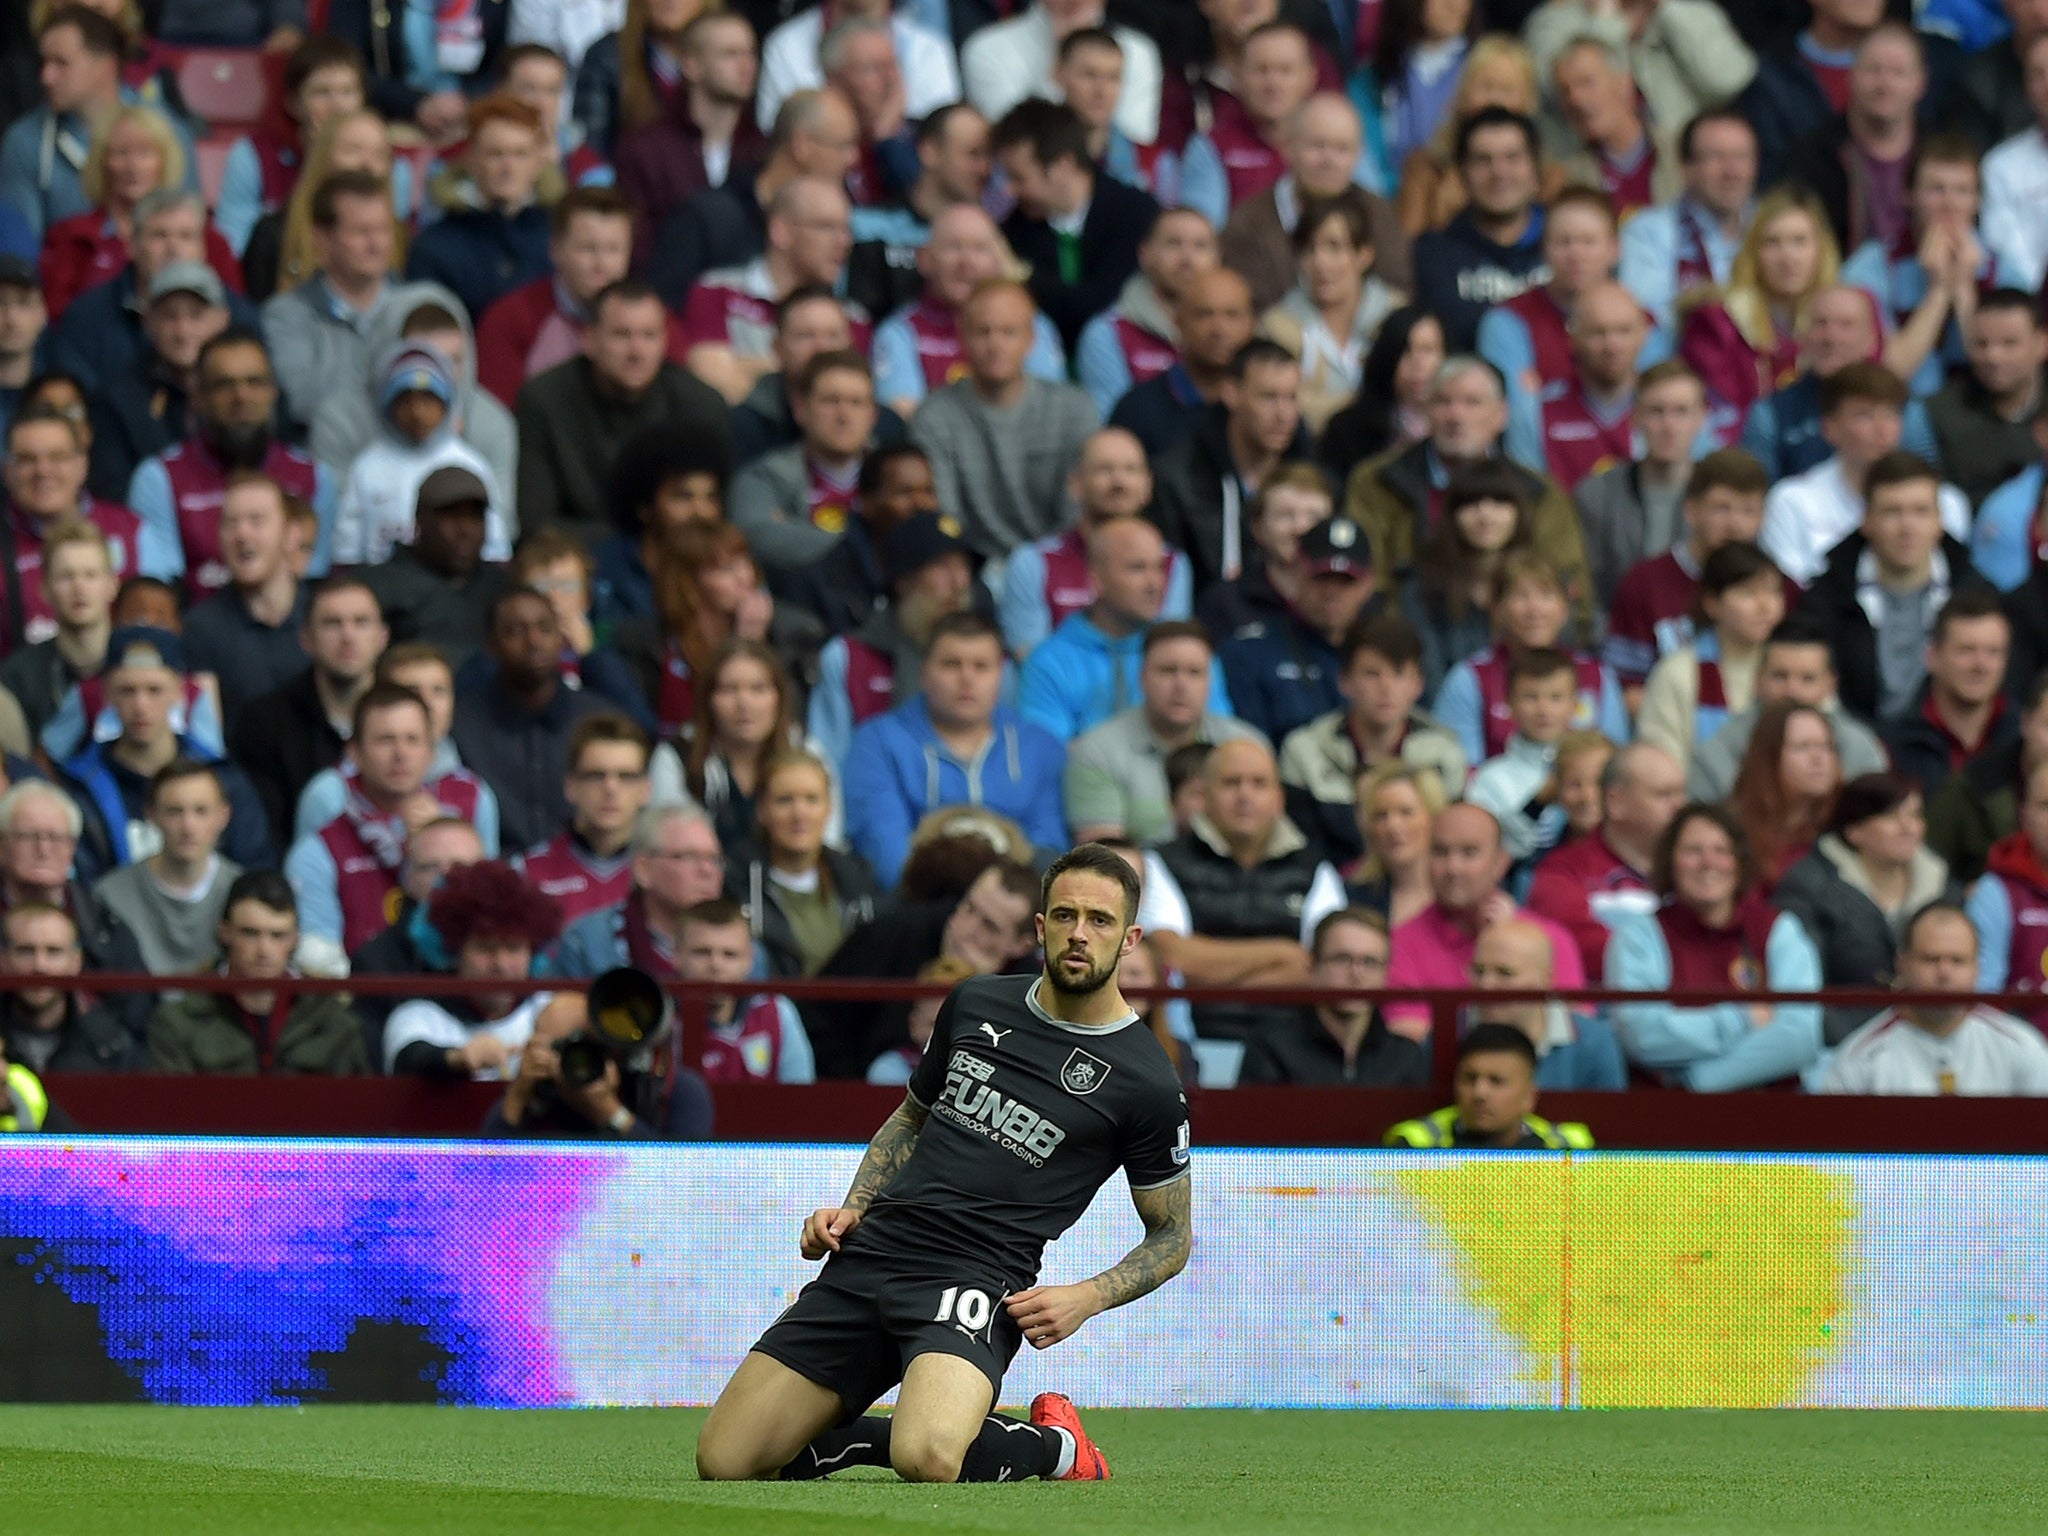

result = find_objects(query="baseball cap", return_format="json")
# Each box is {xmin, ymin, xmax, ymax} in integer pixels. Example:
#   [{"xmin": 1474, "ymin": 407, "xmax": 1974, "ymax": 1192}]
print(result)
[
  {"xmin": 378, "ymin": 341, "xmax": 456, "ymax": 414},
  {"xmin": 415, "ymin": 465, "xmax": 490, "ymax": 517},
  {"xmin": 146, "ymin": 260, "xmax": 226, "ymax": 308},
  {"xmin": 1298, "ymin": 516, "xmax": 1371, "ymax": 579},
  {"xmin": 0, "ymin": 256, "xmax": 37, "ymax": 292},
  {"xmin": 103, "ymin": 624, "xmax": 188, "ymax": 676},
  {"xmin": 883, "ymin": 511, "xmax": 973, "ymax": 586}
]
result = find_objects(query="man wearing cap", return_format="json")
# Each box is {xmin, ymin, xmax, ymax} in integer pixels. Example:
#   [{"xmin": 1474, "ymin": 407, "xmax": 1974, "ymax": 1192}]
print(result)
[
  {"xmin": 997, "ymin": 427, "xmax": 1193, "ymax": 660},
  {"xmin": 126, "ymin": 328, "xmax": 337, "ymax": 602},
  {"xmin": 0, "ymin": 411, "xmax": 141, "ymax": 658},
  {"xmin": 1018, "ymin": 517, "xmax": 1233, "ymax": 741},
  {"xmin": 452, "ymin": 586, "xmax": 618, "ymax": 854},
  {"xmin": 90, "ymin": 259, "xmax": 230, "ymax": 497},
  {"xmin": 359, "ymin": 467, "xmax": 513, "ymax": 674},
  {"xmin": 1218, "ymin": 514, "xmax": 1381, "ymax": 745},
  {"xmin": 0, "ymin": 257, "xmax": 47, "ymax": 445},
  {"xmin": 56, "ymin": 626, "xmax": 273, "ymax": 882},
  {"xmin": 806, "ymin": 508, "xmax": 979, "ymax": 771},
  {"xmin": 51, "ymin": 190, "xmax": 262, "ymax": 400},
  {"xmin": 333, "ymin": 339, "xmax": 510, "ymax": 569}
]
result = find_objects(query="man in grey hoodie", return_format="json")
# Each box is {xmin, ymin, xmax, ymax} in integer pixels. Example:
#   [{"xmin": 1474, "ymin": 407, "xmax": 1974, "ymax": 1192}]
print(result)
[{"xmin": 309, "ymin": 282, "xmax": 520, "ymax": 540}]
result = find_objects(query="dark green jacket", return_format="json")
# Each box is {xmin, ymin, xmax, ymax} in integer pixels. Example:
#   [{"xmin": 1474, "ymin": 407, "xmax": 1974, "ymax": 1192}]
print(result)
[{"xmin": 147, "ymin": 990, "xmax": 369, "ymax": 1076}]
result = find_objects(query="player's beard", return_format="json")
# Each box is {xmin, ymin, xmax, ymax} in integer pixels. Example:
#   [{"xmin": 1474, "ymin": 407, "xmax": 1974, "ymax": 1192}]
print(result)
[{"xmin": 1044, "ymin": 946, "xmax": 1119, "ymax": 999}]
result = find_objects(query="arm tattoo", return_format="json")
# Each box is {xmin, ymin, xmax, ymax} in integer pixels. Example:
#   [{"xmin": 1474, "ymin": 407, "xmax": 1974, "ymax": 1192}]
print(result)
[
  {"xmin": 1086, "ymin": 1175, "xmax": 1193, "ymax": 1313},
  {"xmin": 841, "ymin": 1096, "xmax": 929, "ymax": 1214}
]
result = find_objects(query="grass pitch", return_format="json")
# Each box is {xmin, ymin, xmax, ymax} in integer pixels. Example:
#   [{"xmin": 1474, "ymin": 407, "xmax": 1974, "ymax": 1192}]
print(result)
[{"xmin": 5, "ymin": 1405, "xmax": 2042, "ymax": 1535}]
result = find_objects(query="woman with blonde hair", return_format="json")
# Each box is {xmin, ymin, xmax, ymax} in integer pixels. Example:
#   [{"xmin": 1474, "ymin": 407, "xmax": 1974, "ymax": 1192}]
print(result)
[
  {"xmin": 1680, "ymin": 187, "xmax": 1840, "ymax": 444},
  {"xmin": 1393, "ymin": 34, "xmax": 1568, "ymax": 237},
  {"xmin": 730, "ymin": 749, "xmax": 875, "ymax": 981},
  {"xmin": 40, "ymin": 105, "xmax": 236, "ymax": 320},
  {"xmin": 1344, "ymin": 760, "xmax": 1447, "ymax": 927},
  {"xmin": 249, "ymin": 108, "xmax": 409, "ymax": 303}
]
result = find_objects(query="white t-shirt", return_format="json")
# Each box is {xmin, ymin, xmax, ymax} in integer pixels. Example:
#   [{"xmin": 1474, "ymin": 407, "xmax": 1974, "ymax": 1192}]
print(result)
[
  {"xmin": 1759, "ymin": 456, "xmax": 1971, "ymax": 586},
  {"xmin": 383, "ymin": 992, "xmax": 551, "ymax": 1078},
  {"xmin": 1820, "ymin": 1005, "xmax": 2048, "ymax": 1096}
]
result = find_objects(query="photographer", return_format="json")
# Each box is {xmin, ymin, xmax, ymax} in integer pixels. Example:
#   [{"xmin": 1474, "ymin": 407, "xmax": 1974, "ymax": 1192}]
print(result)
[{"xmin": 481, "ymin": 991, "xmax": 714, "ymax": 1140}]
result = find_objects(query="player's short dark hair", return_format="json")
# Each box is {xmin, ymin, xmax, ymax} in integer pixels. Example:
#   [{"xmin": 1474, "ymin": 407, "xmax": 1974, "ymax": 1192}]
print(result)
[
  {"xmin": 1040, "ymin": 842, "xmax": 1142, "ymax": 927},
  {"xmin": 1976, "ymin": 286, "xmax": 2040, "ymax": 324},
  {"xmin": 1341, "ymin": 610, "xmax": 1422, "ymax": 671},
  {"xmin": 1862, "ymin": 450, "xmax": 1941, "ymax": 503},
  {"xmin": 148, "ymin": 757, "xmax": 223, "ymax": 806},
  {"xmin": 589, "ymin": 279, "xmax": 664, "ymax": 323},
  {"xmin": 1699, "ymin": 540, "xmax": 1779, "ymax": 597},
  {"xmin": 307, "ymin": 572, "xmax": 381, "ymax": 619},
  {"xmin": 1454, "ymin": 105, "xmax": 1539, "ymax": 166},
  {"xmin": 224, "ymin": 868, "xmax": 298, "ymax": 925},
  {"xmin": 1311, "ymin": 906, "xmax": 1387, "ymax": 959},
  {"xmin": 309, "ymin": 168, "xmax": 390, "ymax": 228},
  {"xmin": 793, "ymin": 347, "xmax": 872, "ymax": 398},
  {"xmin": 1057, "ymin": 23, "xmax": 1121, "ymax": 61},
  {"xmin": 1930, "ymin": 586, "xmax": 2008, "ymax": 646},
  {"xmin": 1506, "ymin": 645, "xmax": 1573, "ymax": 689},
  {"xmin": 916, "ymin": 100, "xmax": 981, "ymax": 150},
  {"xmin": 568, "ymin": 711, "xmax": 651, "ymax": 770},
  {"xmin": 551, "ymin": 183, "xmax": 634, "ymax": 238},
  {"xmin": 1818, "ymin": 361, "xmax": 1908, "ymax": 415},
  {"xmin": 1458, "ymin": 1021, "xmax": 1538, "ymax": 1069},
  {"xmin": 1142, "ymin": 619, "xmax": 1211, "ymax": 658}
]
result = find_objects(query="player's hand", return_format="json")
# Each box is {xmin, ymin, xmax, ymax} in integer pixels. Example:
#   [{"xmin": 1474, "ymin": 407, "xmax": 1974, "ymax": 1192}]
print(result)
[
  {"xmin": 1006, "ymin": 1283, "xmax": 1101, "ymax": 1349},
  {"xmin": 801, "ymin": 1206, "xmax": 861, "ymax": 1261}
]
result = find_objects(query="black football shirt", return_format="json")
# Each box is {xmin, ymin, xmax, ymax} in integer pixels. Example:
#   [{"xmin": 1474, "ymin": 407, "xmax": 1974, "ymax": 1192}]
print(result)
[{"xmin": 841, "ymin": 973, "xmax": 1192, "ymax": 1289}]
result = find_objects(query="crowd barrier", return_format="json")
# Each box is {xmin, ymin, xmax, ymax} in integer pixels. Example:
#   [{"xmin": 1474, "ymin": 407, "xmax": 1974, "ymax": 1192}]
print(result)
[
  {"xmin": 20, "ymin": 973, "xmax": 2048, "ymax": 1151},
  {"xmin": 2, "ymin": 1138, "xmax": 2043, "ymax": 1408}
]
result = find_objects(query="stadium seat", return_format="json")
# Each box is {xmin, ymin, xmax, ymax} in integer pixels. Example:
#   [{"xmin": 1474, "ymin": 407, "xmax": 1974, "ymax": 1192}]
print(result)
[
  {"xmin": 195, "ymin": 135, "xmax": 235, "ymax": 211},
  {"xmin": 176, "ymin": 49, "xmax": 271, "ymax": 129}
]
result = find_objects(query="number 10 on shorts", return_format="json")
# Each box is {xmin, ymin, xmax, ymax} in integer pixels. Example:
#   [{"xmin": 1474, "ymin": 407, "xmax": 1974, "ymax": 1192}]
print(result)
[{"xmin": 934, "ymin": 1285, "xmax": 994, "ymax": 1335}]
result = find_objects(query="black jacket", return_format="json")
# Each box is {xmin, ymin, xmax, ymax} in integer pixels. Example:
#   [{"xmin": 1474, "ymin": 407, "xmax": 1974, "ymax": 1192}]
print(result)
[
  {"xmin": 1799, "ymin": 530, "xmax": 1990, "ymax": 725},
  {"xmin": 326, "ymin": 0, "xmax": 510, "ymax": 124},
  {"xmin": 1924, "ymin": 730, "xmax": 2023, "ymax": 885},
  {"xmin": 805, "ymin": 897, "xmax": 952, "ymax": 1078},
  {"xmin": 0, "ymin": 638, "xmax": 82, "ymax": 741},
  {"xmin": 0, "ymin": 993, "xmax": 138, "ymax": 1073},
  {"xmin": 1925, "ymin": 368, "xmax": 2046, "ymax": 510},
  {"xmin": 648, "ymin": 175, "xmax": 767, "ymax": 310},
  {"xmin": 727, "ymin": 846, "xmax": 880, "ymax": 980},
  {"xmin": 1146, "ymin": 402, "xmax": 1315, "ymax": 593},
  {"xmin": 1954, "ymin": 32, "xmax": 2032, "ymax": 153},
  {"xmin": 1106, "ymin": 364, "xmax": 1209, "ymax": 459},
  {"xmin": 2003, "ymin": 557, "xmax": 2048, "ymax": 713},
  {"xmin": 451, "ymin": 676, "xmax": 616, "ymax": 854},
  {"xmin": 1881, "ymin": 680, "xmax": 2022, "ymax": 801},
  {"xmin": 1237, "ymin": 1006, "xmax": 1428, "ymax": 1086},
  {"xmin": 1410, "ymin": 210, "xmax": 1550, "ymax": 352},
  {"xmin": 63, "ymin": 877, "xmax": 152, "ymax": 1037},
  {"xmin": 88, "ymin": 349, "xmax": 190, "ymax": 497},
  {"xmin": 230, "ymin": 668, "xmax": 346, "ymax": 850},
  {"xmin": 358, "ymin": 546, "xmax": 511, "ymax": 676},
  {"xmin": 1002, "ymin": 175, "xmax": 1161, "ymax": 353}
]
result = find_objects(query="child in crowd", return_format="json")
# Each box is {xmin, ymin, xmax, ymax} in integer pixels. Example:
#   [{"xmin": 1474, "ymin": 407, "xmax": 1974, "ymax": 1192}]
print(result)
[
  {"xmin": 1465, "ymin": 647, "xmax": 1587, "ymax": 871},
  {"xmin": 1432, "ymin": 550, "xmax": 1629, "ymax": 765},
  {"xmin": 1635, "ymin": 541, "xmax": 1786, "ymax": 773},
  {"xmin": 332, "ymin": 342, "xmax": 510, "ymax": 567},
  {"xmin": 1553, "ymin": 730, "xmax": 1616, "ymax": 845}
]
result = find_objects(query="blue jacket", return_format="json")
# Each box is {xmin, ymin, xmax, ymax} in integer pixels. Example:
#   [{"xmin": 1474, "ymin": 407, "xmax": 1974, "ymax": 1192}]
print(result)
[
  {"xmin": 1018, "ymin": 612, "xmax": 1233, "ymax": 741},
  {"xmin": 0, "ymin": 91, "xmax": 199, "ymax": 240},
  {"xmin": 1971, "ymin": 463, "xmax": 2041, "ymax": 593},
  {"xmin": 59, "ymin": 735, "xmax": 273, "ymax": 884},
  {"xmin": 1218, "ymin": 612, "xmax": 1348, "ymax": 747},
  {"xmin": 842, "ymin": 697, "xmax": 1068, "ymax": 888},
  {"xmin": 404, "ymin": 205, "xmax": 553, "ymax": 329},
  {"xmin": 1738, "ymin": 373, "xmax": 1938, "ymax": 480},
  {"xmin": 1603, "ymin": 907, "xmax": 1823, "ymax": 1091},
  {"xmin": 1536, "ymin": 1009, "xmax": 1629, "ymax": 1092}
]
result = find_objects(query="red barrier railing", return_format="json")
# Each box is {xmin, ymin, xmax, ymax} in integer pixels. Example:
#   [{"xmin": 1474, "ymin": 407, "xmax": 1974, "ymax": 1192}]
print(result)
[{"xmin": 15, "ymin": 969, "xmax": 2048, "ymax": 1149}]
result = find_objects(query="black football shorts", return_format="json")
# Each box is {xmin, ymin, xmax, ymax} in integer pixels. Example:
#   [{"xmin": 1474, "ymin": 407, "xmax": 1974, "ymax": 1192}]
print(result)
[{"xmin": 750, "ymin": 1254, "xmax": 1025, "ymax": 1422}]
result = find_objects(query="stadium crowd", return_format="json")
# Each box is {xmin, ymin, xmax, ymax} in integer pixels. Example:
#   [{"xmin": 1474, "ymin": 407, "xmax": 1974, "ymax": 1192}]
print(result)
[{"xmin": 0, "ymin": 0, "xmax": 2047, "ymax": 1131}]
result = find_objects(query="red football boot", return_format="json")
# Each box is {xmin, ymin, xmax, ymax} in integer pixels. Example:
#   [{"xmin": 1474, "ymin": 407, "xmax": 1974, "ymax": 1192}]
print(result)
[{"xmin": 1029, "ymin": 1392, "xmax": 1110, "ymax": 1480}]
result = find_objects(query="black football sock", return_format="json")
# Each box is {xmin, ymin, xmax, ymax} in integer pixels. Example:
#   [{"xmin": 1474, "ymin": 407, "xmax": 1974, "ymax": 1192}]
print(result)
[
  {"xmin": 956, "ymin": 1414, "xmax": 1064, "ymax": 1483},
  {"xmin": 779, "ymin": 1415, "xmax": 894, "ymax": 1480}
]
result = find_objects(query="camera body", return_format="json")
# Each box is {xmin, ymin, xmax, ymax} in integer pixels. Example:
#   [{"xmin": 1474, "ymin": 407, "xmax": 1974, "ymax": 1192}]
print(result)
[{"xmin": 555, "ymin": 967, "xmax": 674, "ymax": 1086}]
